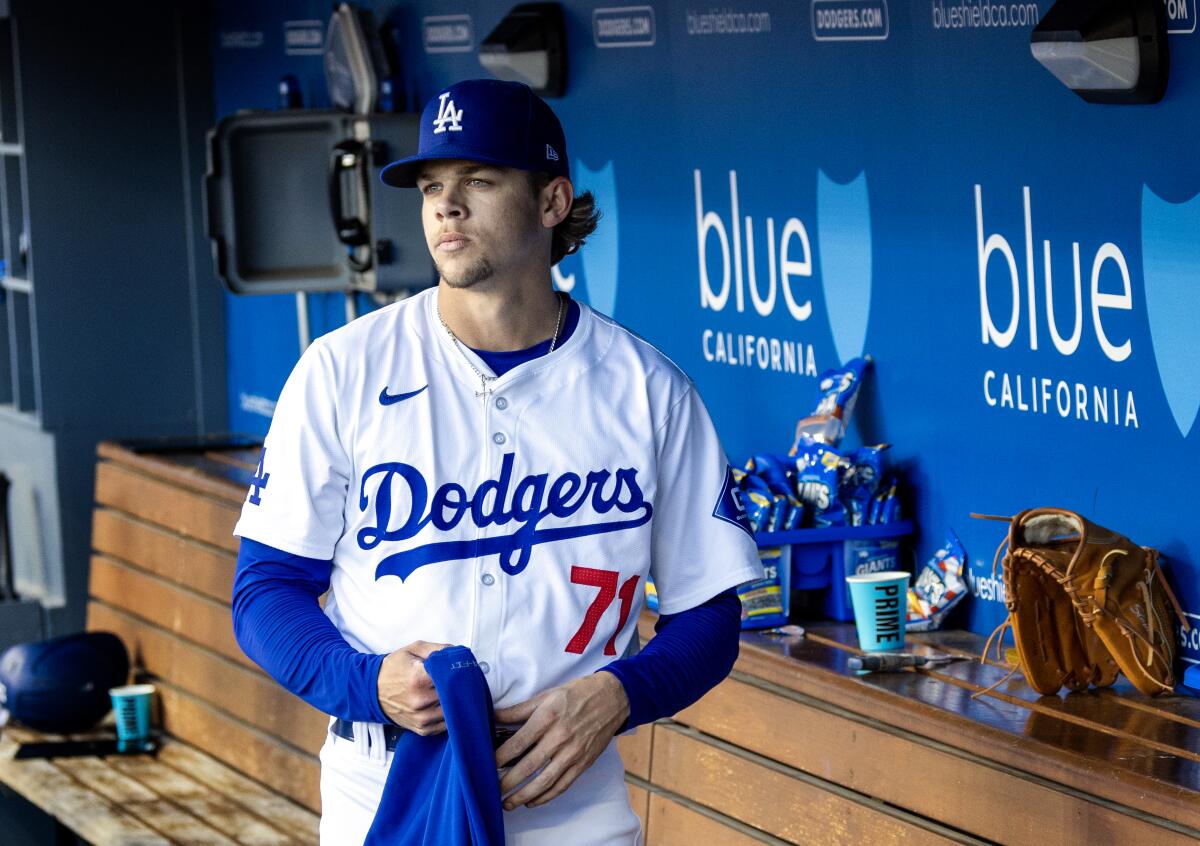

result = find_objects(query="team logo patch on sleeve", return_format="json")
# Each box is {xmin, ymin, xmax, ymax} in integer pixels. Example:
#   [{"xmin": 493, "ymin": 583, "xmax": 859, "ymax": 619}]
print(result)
[
  {"xmin": 713, "ymin": 465, "xmax": 753, "ymax": 538},
  {"xmin": 248, "ymin": 447, "xmax": 270, "ymax": 506}
]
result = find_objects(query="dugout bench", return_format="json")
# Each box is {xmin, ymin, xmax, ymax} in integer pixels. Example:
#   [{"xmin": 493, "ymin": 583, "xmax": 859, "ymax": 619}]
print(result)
[{"xmin": 0, "ymin": 441, "xmax": 1196, "ymax": 844}]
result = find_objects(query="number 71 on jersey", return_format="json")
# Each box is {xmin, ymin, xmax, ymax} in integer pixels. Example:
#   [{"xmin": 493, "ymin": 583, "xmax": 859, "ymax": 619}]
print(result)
[{"xmin": 565, "ymin": 566, "xmax": 640, "ymax": 656}]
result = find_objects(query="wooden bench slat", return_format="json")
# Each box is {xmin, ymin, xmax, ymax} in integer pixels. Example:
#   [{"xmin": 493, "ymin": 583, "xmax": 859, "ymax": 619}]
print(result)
[
  {"xmin": 109, "ymin": 753, "xmax": 232, "ymax": 800},
  {"xmin": 806, "ymin": 622, "xmax": 1200, "ymax": 750},
  {"xmin": 0, "ymin": 734, "xmax": 170, "ymax": 845},
  {"xmin": 926, "ymin": 657, "xmax": 1200, "ymax": 756},
  {"xmin": 815, "ymin": 622, "xmax": 1200, "ymax": 730},
  {"xmin": 92, "ymin": 508, "xmax": 235, "ymax": 603},
  {"xmin": 651, "ymin": 723, "xmax": 972, "ymax": 846},
  {"xmin": 86, "ymin": 602, "xmax": 326, "ymax": 752},
  {"xmin": 138, "ymin": 453, "xmax": 255, "ymax": 497},
  {"xmin": 155, "ymin": 682, "xmax": 321, "ymax": 813},
  {"xmin": 927, "ymin": 661, "xmax": 1200, "ymax": 764},
  {"xmin": 64, "ymin": 758, "xmax": 241, "ymax": 846},
  {"xmin": 64, "ymin": 757, "xmax": 159, "ymax": 803},
  {"xmin": 645, "ymin": 790, "xmax": 794, "ymax": 846},
  {"xmin": 88, "ymin": 555, "xmax": 250, "ymax": 669},
  {"xmin": 95, "ymin": 461, "xmax": 241, "ymax": 552},
  {"xmin": 155, "ymin": 744, "xmax": 319, "ymax": 844},
  {"xmin": 625, "ymin": 783, "xmax": 649, "ymax": 836},
  {"xmin": 675, "ymin": 675, "xmax": 1200, "ymax": 846},
  {"xmin": 616, "ymin": 725, "xmax": 652, "ymax": 781},
  {"xmin": 890, "ymin": 612, "xmax": 1200, "ymax": 718},
  {"xmin": 98, "ymin": 442, "xmax": 249, "ymax": 505},
  {"xmin": 1093, "ymin": 685, "xmax": 1200, "ymax": 731},
  {"xmin": 105, "ymin": 755, "xmax": 295, "ymax": 846},
  {"xmin": 203, "ymin": 448, "xmax": 261, "ymax": 472},
  {"xmin": 163, "ymin": 795, "xmax": 295, "ymax": 846}
]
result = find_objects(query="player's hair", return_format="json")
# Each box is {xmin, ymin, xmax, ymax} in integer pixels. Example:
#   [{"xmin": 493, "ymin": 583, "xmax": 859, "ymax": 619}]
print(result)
[{"xmin": 529, "ymin": 172, "xmax": 601, "ymax": 265}]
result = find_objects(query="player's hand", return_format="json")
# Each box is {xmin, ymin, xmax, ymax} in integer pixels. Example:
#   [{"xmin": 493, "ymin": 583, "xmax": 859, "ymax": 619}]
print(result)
[
  {"xmin": 493, "ymin": 671, "xmax": 629, "ymax": 810},
  {"xmin": 376, "ymin": 640, "xmax": 451, "ymax": 735}
]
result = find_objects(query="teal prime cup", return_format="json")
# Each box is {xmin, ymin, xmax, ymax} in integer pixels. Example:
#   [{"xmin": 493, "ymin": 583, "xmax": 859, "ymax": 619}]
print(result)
[
  {"xmin": 846, "ymin": 571, "xmax": 911, "ymax": 652},
  {"xmin": 109, "ymin": 683, "xmax": 154, "ymax": 747}
]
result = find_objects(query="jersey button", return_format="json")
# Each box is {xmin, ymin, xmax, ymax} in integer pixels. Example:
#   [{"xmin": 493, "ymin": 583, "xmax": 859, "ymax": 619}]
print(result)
[
  {"xmin": 481, "ymin": 572, "xmax": 495, "ymax": 586},
  {"xmin": 479, "ymin": 661, "xmax": 491, "ymax": 674},
  {"xmin": 492, "ymin": 432, "xmax": 506, "ymax": 445},
  {"xmin": 495, "ymin": 397, "xmax": 508, "ymax": 410}
]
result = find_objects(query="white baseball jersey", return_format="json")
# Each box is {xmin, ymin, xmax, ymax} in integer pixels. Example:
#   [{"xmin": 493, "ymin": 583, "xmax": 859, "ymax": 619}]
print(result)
[{"xmin": 233, "ymin": 286, "xmax": 763, "ymax": 844}]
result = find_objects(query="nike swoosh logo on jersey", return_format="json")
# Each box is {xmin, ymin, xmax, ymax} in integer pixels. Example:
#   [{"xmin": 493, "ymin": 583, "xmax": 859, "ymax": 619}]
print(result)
[{"xmin": 379, "ymin": 385, "xmax": 428, "ymax": 405}]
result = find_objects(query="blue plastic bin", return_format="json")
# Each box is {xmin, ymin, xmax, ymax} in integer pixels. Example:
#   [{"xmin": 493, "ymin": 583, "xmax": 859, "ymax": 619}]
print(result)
[{"xmin": 755, "ymin": 521, "xmax": 914, "ymax": 621}]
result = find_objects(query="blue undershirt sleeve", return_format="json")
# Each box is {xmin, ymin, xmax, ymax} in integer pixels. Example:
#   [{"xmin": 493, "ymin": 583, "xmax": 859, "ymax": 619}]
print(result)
[
  {"xmin": 231, "ymin": 537, "xmax": 390, "ymax": 724},
  {"xmin": 599, "ymin": 588, "xmax": 742, "ymax": 730}
]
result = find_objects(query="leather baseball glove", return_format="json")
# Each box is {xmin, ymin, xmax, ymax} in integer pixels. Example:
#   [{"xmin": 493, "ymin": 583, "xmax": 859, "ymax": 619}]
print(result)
[{"xmin": 973, "ymin": 508, "xmax": 1189, "ymax": 697}]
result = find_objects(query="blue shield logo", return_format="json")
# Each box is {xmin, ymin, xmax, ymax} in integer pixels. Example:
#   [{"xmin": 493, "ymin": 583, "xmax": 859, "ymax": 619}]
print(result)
[
  {"xmin": 816, "ymin": 170, "xmax": 873, "ymax": 366},
  {"xmin": 554, "ymin": 160, "xmax": 619, "ymax": 316},
  {"xmin": 1141, "ymin": 185, "xmax": 1200, "ymax": 438}
]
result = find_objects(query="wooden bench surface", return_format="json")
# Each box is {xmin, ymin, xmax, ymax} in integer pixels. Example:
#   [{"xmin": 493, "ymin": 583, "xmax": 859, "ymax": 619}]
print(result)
[
  {"xmin": 8, "ymin": 440, "xmax": 1195, "ymax": 845},
  {"xmin": 736, "ymin": 623, "xmax": 1199, "ymax": 821},
  {"xmin": 637, "ymin": 616, "xmax": 1200, "ymax": 845},
  {"xmin": 0, "ymin": 726, "xmax": 319, "ymax": 845}
]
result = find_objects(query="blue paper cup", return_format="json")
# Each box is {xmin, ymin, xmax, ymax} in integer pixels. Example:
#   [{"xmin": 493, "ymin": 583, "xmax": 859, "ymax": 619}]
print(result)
[
  {"xmin": 846, "ymin": 571, "xmax": 911, "ymax": 652},
  {"xmin": 109, "ymin": 684, "xmax": 155, "ymax": 743}
]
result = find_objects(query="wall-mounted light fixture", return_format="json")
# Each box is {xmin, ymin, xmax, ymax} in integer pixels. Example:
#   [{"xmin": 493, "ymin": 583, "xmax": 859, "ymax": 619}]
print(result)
[
  {"xmin": 479, "ymin": 3, "xmax": 566, "ymax": 98},
  {"xmin": 1030, "ymin": 0, "xmax": 1168, "ymax": 104},
  {"xmin": 324, "ymin": 3, "xmax": 395, "ymax": 114}
]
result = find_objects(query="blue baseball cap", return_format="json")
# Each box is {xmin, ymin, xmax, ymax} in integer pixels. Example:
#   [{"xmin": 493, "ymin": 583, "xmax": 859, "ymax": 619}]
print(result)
[{"xmin": 380, "ymin": 79, "xmax": 570, "ymax": 188}]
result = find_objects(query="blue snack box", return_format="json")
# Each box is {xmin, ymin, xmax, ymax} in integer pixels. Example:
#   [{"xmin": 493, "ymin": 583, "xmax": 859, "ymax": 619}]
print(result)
[{"xmin": 755, "ymin": 521, "xmax": 914, "ymax": 621}]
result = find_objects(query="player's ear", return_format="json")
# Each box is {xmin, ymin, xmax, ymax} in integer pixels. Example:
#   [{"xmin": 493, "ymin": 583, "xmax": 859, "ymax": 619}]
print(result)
[{"xmin": 540, "ymin": 176, "xmax": 573, "ymax": 229}]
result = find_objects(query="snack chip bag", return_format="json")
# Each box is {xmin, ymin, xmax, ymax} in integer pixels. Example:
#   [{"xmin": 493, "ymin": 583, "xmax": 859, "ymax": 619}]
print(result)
[
  {"xmin": 790, "ymin": 356, "xmax": 870, "ymax": 450},
  {"xmin": 792, "ymin": 439, "xmax": 844, "ymax": 527},
  {"xmin": 738, "ymin": 547, "xmax": 790, "ymax": 629},
  {"xmin": 906, "ymin": 530, "xmax": 968, "ymax": 632},
  {"xmin": 747, "ymin": 454, "xmax": 804, "ymax": 533},
  {"xmin": 741, "ymin": 474, "xmax": 775, "ymax": 533},
  {"xmin": 748, "ymin": 454, "xmax": 793, "ymax": 496},
  {"xmin": 840, "ymin": 444, "xmax": 888, "ymax": 527},
  {"xmin": 779, "ymin": 498, "xmax": 804, "ymax": 531}
]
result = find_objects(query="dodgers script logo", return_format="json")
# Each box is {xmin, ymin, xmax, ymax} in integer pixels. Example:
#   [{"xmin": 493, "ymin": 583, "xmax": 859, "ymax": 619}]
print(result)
[
  {"xmin": 359, "ymin": 453, "xmax": 653, "ymax": 581},
  {"xmin": 1141, "ymin": 185, "xmax": 1200, "ymax": 438},
  {"xmin": 553, "ymin": 160, "xmax": 619, "ymax": 315},
  {"xmin": 432, "ymin": 92, "xmax": 463, "ymax": 134},
  {"xmin": 817, "ymin": 170, "xmax": 872, "ymax": 366}
]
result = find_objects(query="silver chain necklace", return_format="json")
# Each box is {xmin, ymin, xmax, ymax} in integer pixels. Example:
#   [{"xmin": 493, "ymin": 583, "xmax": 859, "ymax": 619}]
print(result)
[{"xmin": 438, "ymin": 291, "xmax": 566, "ymax": 398}]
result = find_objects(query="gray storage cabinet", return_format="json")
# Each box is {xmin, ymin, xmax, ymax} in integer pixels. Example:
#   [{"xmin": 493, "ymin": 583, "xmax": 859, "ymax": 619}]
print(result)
[{"xmin": 0, "ymin": 1, "xmax": 225, "ymax": 639}]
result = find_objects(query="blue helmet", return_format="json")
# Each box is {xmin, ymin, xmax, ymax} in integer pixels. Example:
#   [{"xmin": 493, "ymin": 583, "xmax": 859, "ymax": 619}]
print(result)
[{"xmin": 0, "ymin": 631, "xmax": 129, "ymax": 732}]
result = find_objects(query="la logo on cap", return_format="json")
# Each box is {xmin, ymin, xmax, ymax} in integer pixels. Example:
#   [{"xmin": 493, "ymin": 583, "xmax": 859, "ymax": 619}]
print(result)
[{"xmin": 433, "ymin": 92, "xmax": 463, "ymax": 134}]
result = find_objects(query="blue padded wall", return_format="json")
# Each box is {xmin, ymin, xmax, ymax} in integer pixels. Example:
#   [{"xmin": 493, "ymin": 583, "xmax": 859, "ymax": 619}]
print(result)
[{"xmin": 212, "ymin": 1, "xmax": 1200, "ymax": 654}]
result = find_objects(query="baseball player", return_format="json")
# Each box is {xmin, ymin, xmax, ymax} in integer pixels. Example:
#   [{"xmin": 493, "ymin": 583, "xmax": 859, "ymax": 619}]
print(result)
[{"xmin": 231, "ymin": 79, "xmax": 762, "ymax": 844}]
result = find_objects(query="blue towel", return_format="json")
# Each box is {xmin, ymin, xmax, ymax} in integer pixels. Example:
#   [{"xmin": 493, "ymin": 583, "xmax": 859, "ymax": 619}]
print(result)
[{"xmin": 364, "ymin": 646, "xmax": 505, "ymax": 846}]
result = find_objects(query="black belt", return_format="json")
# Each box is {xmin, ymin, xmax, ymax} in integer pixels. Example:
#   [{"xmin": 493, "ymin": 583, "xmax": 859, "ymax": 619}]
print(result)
[
  {"xmin": 331, "ymin": 718, "xmax": 405, "ymax": 751},
  {"xmin": 331, "ymin": 719, "xmax": 517, "ymax": 752}
]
